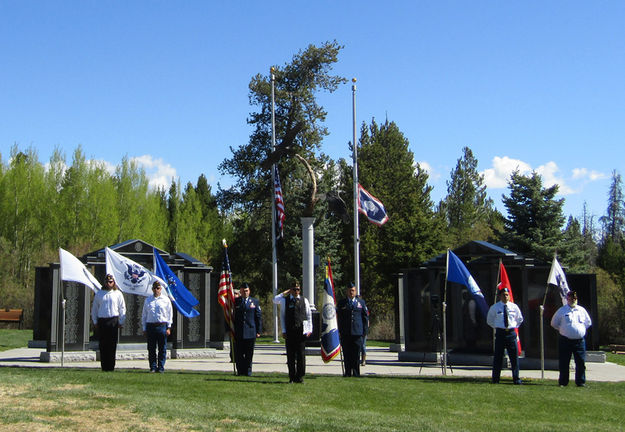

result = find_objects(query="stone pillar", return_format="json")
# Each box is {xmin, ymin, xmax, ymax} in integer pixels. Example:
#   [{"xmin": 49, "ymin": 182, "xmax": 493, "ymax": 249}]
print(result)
[{"xmin": 301, "ymin": 217, "xmax": 316, "ymax": 310}]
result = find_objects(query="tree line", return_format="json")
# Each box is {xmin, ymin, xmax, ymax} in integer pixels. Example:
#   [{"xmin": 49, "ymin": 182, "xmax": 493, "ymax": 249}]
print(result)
[{"xmin": 1, "ymin": 41, "xmax": 623, "ymax": 343}]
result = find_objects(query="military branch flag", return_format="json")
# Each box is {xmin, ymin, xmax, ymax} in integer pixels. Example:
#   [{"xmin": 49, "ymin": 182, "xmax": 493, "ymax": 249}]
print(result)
[
  {"xmin": 59, "ymin": 248, "xmax": 102, "ymax": 293},
  {"xmin": 274, "ymin": 165, "xmax": 286, "ymax": 238},
  {"xmin": 218, "ymin": 240, "xmax": 236, "ymax": 336},
  {"xmin": 320, "ymin": 259, "xmax": 341, "ymax": 363},
  {"xmin": 153, "ymin": 250, "xmax": 200, "ymax": 318},
  {"xmin": 105, "ymin": 247, "xmax": 164, "ymax": 297},
  {"xmin": 547, "ymin": 256, "xmax": 570, "ymax": 305},
  {"xmin": 357, "ymin": 183, "xmax": 389, "ymax": 226},
  {"xmin": 498, "ymin": 261, "xmax": 522, "ymax": 353},
  {"xmin": 446, "ymin": 250, "xmax": 489, "ymax": 318}
]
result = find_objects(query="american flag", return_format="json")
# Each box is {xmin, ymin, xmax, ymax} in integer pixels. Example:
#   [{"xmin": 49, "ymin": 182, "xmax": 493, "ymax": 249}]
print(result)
[
  {"xmin": 218, "ymin": 244, "xmax": 235, "ymax": 336},
  {"xmin": 274, "ymin": 165, "xmax": 286, "ymax": 238}
]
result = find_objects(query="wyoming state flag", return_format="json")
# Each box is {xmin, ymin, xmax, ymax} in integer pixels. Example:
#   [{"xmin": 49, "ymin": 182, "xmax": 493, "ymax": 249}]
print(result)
[{"xmin": 320, "ymin": 260, "xmax": 341, "ymax": 363}]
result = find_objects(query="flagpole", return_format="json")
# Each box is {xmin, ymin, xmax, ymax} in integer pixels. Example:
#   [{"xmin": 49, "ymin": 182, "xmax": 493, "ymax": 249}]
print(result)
[
  {"xmin": 270, "ymin": 67, "xmax": 280, "ymax": 343},
  {"xmin": 352, "ymin": 78, "xmax": 360, "ymax": 296},
  {"xmin": 442, "ymin": 250, "xmax": 449, "ymax": 375},
  {"xmin": 540, "ymin": 253, "xmax": 556, "ymax": 379}
]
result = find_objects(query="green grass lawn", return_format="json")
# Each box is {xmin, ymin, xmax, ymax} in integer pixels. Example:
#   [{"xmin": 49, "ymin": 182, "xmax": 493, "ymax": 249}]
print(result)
[
  {"xmin": 0, "ymin": 367, "xmax": 624, "ymax": 432},
  {"xmin": 0, "ymin": 329, "xmax": 31, "ymax": 352}
]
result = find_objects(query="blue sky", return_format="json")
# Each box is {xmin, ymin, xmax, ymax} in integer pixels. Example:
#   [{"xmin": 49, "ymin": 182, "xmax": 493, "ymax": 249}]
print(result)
[{"xmin": 2, "ymin": 2, "xmax": 624, "ymax": 223}]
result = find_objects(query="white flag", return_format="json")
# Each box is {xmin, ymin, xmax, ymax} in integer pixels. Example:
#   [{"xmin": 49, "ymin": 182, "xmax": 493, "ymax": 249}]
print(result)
[
  {"xmin": 59, "ymin": 248, "xmax": 102, "ymax": 293},
  {"xmin": 105, "ymin": 247, "xmax": 164, "ymax": 297},
  {"xmin": 547, "ymin": 256, "xmax": 570, "ymax": 305}
]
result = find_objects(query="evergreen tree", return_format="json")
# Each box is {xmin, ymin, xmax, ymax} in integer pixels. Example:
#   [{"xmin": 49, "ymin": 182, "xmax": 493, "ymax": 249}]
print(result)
[
  {"xmin": 443, "ymin": 146, "xmax": 502, "ymax": 247},
  {"xmin": 599, "ymin": 170, "xmax": 625, "ymax": 242},
  {"xmin": 501, "ymin": 170, "xmax": 565, "ymax": 262}
]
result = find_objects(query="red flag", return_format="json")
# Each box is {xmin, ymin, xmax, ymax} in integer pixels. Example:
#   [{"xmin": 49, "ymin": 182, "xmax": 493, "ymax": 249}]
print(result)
[
  {"xmin": 218, "ymin": 243, "xmax": 236, "ymax": 336},
  {"xmin": 497, "ymin": 262, "xmax": 522, "ymax": 354}
]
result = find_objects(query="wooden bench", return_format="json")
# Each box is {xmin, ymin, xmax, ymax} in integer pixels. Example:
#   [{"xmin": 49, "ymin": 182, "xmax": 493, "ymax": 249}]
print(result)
[
  {"xmin": 608, "ymin": 344, "xmax": 625, "ymax": 354},
  {"xmin": 0, "ymin": 308, "xmax": 24, "ymax": 329}
]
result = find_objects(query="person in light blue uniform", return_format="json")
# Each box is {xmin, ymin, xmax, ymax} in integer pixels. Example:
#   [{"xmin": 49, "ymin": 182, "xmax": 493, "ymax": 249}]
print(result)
[
  {"xmin": 551, "ymin": 290, "xmax": 592, "ymax": 387},
  {"xmin": 233, "ymin": 282, "xmax": 262, "ymax": 376},
  {"xmin": 142, "ymin": 281, "xmax": 173, "ymax": 373},
  {"xmin": 486, "ymin": 287, "xmax": 523, "ymax": 384}
]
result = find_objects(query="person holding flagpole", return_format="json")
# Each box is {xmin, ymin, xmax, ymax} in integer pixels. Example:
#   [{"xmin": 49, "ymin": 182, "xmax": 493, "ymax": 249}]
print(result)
[
  {"xmin": 233, "ymin": 282, "xmax": 262, "ymax": 376},
  {"xmin": 337, "ymin": 282, "xmax": 368, "ymax": 377},
  {"xmin": 91, "ymin": 274, "xmax": 126, "ymax": 371},
  {"xmin": 550, "ymin": 290, "xmax": 592, "ymax": 387},
  {"xmin": 487, "ymin": 287, "xmax": 524, "ymax": 384},
  {"xmin": 141, "ymin": 280, "xmax": 173, "ymax": 373}
]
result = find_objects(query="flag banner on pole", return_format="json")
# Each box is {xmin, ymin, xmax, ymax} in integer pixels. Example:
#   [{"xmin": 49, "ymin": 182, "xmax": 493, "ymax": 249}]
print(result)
[
  {"xmin": 446, "ymin": 250, "xmax": 489, "ymax": 318},
  {"xmin": 105, "ymin": 247, "xmax": 164, "ymax": 297},
  {"xmin": 153, "ymin": 250, "xmax": 200, "ymax": 318},
  {"xmin": 357, "ymin": 183, "xmax": 389, "ymax": 226},
  {"xmin": 274, "ymin": 165, "xmax": 286, "ymax": 239},
  {"xmin": 498, "ymin": 261, "xmax": 522, "ymax": 353},
  {"xmin": 547, "ymin": 256, "xmax": 570, "ymax": 305},
  {"xmin": 320, "ymin": 259, "xmax": 341, "ymax": 363},
  {"xmin": 59, "ymin": 248, "xmax": 101, "ymax": 293},
  {"xmin": 218, "ymin": 244, "xmax": 236, "ymax": 336}
]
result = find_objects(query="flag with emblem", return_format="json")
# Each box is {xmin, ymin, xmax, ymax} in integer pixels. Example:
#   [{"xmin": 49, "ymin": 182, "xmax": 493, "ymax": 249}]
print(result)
[
  {"xmin": 357, "ymin": 183, "xmax": 389, "ymax": 226},
  {"xmin": 154, "ymin": 250, "xmax": 200, "ymax": 318},
  {"xmin": 105, "ymin": 247, "xmax": 164, "ymax": 297},
  {"xmin": 320, "ymin": 259, "xmax": 341, "ymax": 363}
]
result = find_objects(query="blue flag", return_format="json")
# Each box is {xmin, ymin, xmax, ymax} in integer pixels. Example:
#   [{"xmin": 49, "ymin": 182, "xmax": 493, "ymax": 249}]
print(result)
[
  {"xmin": 357, "ymin": 184, "xmax": 389, "ymax": 226},
  {"xmin": 446, "ymin": 250, "xmax": 489, "ymax": 319},
  {"xmin": 153, "ymin": 250, "xmax": 200, "ymax": 318},
  {"xmin": 320, "ymin": 260, "xmax": 341, "ymax": 363}
]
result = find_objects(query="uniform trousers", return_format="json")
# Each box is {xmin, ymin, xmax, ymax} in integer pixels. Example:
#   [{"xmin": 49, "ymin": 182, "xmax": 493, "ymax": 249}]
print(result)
[
  {"xmin": 146, "ymin": 323, "xmax": 168, "ymax": 372},
  {"xmin": 341, "ymin": 335, "xmax": 363, "ymax": 377},
  {"xmin": 235, "ymin": 337, "xmax": 256, "ymax": 376},
  {"xmin": 492, "ymin": 328, "xmax": 520, "ymax": 384},
  {"xmin": 97, "ymin": 316, "xmax": 119, "ymax": 371},
  {"xmin": 285, "ymin": 329, "xmax": 306, "ymax": 382},
  {"xmin": 558, "ymin": 335, "xmax": 586, "ymax": 386}
]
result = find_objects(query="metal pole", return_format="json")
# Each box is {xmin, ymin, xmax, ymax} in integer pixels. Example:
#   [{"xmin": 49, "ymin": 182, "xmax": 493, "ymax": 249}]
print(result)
[
  {"xmin": 442, "ymin": 250, "xmax": 449, "ymax": 375},
  {"xmin": 352, "ymin": 78, "xmax": 360, "ymax": 296},
  {"xmin": 540, "ymin": 305, "xmax": 544, "ymax": 379},
  {"xmin": 61, "ymin": 298, "xmax": 66, "ymax": 368},
  {"xmin": 270, "ymin": 67, "xmax": 280, "ymax": 343}
]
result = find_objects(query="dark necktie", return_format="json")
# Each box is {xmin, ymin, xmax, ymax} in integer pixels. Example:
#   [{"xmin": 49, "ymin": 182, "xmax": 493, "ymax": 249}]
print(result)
[{"xmin": 503, "ymin": 304, "xmax": 509, "ymax": 328}]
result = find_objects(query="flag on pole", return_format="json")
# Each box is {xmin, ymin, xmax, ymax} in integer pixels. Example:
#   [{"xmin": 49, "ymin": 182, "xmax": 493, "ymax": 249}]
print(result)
[
  {"xmin": 498, "ymin": 261, "xmax": 522, "ymax": 353},
  {"xmin": 320, "ymin": 259, "xmax": 341, "ymax": 363},
  {"xmin": 446, "ymin": 250, "xmax": 489, "ymax": 318},
  {"xmin": 105, "ymin": 247, "xmax": 164, "ymax": 297},
  {"xmin": 547, "ymin": 256, "xmax": 570, "ymax": 305},
  {"xmin": 357, "ymin": 183, "xmax": 389, "ymax": 226},
  {"xmin": 274, "ymin": 165, "xmax": 286, "ymax": 238},
  {"xmin": 218, "ymin": 241, "xmax": 236, "ymax": 336},
  {"xmin": 59, "ymin": 248, "xmax": 102, "ymax": 292},
  {"xmin": 153, "ymin": 250, "xmax": 200, "ymax": 318}
]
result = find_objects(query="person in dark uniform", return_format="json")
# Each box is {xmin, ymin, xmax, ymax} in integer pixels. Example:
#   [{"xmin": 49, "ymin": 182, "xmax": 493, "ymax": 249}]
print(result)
[
  {"xmin": 233, "ymin": 282, "xmax": 262, "ymax": 376},
  {"xmin": 273, "ymin": 280, "xmax": 312, "ymax": 383},
  {"xmin": 91, "ymin": 274, "xmax": 126, "ymax": 371},
  {"xmin": 337, "ymin": 282, "xmax": 369, "ymax": 377}
]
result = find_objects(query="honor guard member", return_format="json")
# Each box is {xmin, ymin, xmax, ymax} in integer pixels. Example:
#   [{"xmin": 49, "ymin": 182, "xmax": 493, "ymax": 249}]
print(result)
[
  {"xmin": 487, "ymin": 287, "xmax": 524, "ymax": 384},
  {"xmin": 141, "ymin": 280, "xmax": 173, "ymax": 373},
  {"xmin": 233, "ymin": 282, "xmax": 262, "ymax": 376},
  {"xmin": 91, "ymin": 274, "xmax": 126, "ymax": 371},
  {"xmin": 337, "ymin": 282, "xmax": 369, "ymax": 377},
  {"xmin": 551, "ymin": 290, "xmax": 592, "ymax": 387},
  {"xmin": 273, "ymin": 280, "xmax": 312, "ymax": 383}
]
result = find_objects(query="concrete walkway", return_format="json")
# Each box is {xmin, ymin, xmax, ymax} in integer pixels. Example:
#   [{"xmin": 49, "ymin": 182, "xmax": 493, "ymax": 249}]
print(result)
[{"xmin": 1, "ymin": 345, "xmax": 624, "ymax": 383}]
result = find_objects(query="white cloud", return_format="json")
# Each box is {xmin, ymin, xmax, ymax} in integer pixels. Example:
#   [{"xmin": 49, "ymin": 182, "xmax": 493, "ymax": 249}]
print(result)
[
  {"xmin": 416, "ymin": 160, "xmax": 439, "ymax": 180},
  {"xmin": 482, "ymin": 156, "xmax": 532, "ymax": 189},
  {"xmin": 131, "ymin": 155, "xmax": 177, "ymax": 190},
  {"xmin": 572, "ymin": 167, "xmax": 607, "ymax": 181},
  {"xmin": 535, "ymin": 161, "xmax": 574, "ymax": 195}
]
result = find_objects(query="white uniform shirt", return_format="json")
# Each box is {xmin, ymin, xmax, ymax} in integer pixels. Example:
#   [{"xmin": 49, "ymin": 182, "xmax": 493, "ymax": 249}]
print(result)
[
  {"xmin": 486, "ymin": 301, "xmax": 523, "ymax": 329},
  {"xmin": 551, "ymin": 304, "xmax": 592, "ymax": 339},
  {"xmin": 273, "ymin": 294, "xmax": 313, "ymax": 335},
  {"xmin": 141, "ymin": 294, "xmax": 174, "ymax": 331},
  {"xmin": 91, "ymin": 289, "xmax": 126, "ymax": 326}
]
